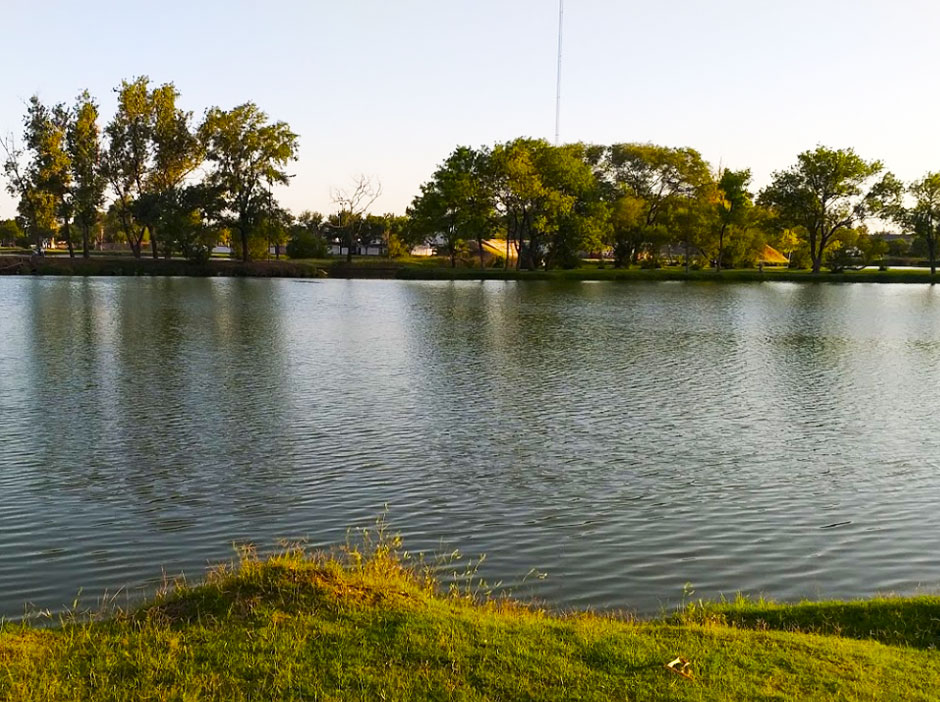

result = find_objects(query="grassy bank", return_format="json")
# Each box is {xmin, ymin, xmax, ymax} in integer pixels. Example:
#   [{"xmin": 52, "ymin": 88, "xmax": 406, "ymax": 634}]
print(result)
[
  {"xmin": 305, "ymin": 258, "xmax": 940, "ymax": 284},
  {"xmin": 2, "ymin": 541, "xmax": 938, "ymax": 700},
  {"xmin": 5, "ymin": 253, "xmax": 940, "ymax": 284},
  {"xmin": 0, "ymin": 255, "xmax": 324, "ymax": 278}
]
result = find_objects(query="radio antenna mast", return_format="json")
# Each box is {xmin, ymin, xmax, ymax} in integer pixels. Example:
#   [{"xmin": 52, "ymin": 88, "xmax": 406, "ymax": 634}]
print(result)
[{"xmin": 555, "ymin": 0, "xmax": 564, "ymax": 145}]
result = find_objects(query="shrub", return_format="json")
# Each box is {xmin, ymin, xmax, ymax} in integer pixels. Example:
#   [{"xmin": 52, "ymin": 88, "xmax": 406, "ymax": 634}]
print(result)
[{"xmin": 287, "ymin": 230, "xmax": 329, "ymax": 259}]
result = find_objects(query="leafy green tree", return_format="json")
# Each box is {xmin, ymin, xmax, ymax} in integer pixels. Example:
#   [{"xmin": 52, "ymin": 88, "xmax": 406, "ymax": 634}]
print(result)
[
  {"xmin": 200, "ymin": 103, "xmax": 298, "ymax": 262},
  {"xmin": 407, "ymin": 146, "xmax": 495, "ymax": 268},
  {"xmin": 102, "ymin": 77, "xmax": 153, "ymax": 257},
  {"xmin": 885, "ymin": 173, "xmax": 940, "ymax": 275},
  {"xmin": 0, "ymin": 218, "xmax": 25, "ymax": 247},
  {"xmin": 286, "ymin": 210, "xmax": 328, "ymax": 259},
  {"xmin": 715, "ymin": 168, "xmax": 753, "ymax": 270},
  {"xmin": 102, "ymin": 77, "xmax": 203, "ymax": 258},
  {"xmin": 67, "ymin": 91, "xmax": 106, "ymax": 258},
  {"xmin": 758, "ymin": 146, "xmax": 886, "ymax": 273},
  {"xmin": 824, "ymin": 227, "xmax": 886, "ymax": 271},
  {"xmin": 543, "ymin": 143, "xmax": 609, "ymax": 269},
  {"xmin": 145, "ymin": 83, "xmax": 203, "ymax": 257},
  {"xmin": 488, "ymin": 138, "xmax": 597, "ymax": 270},
  {"xmin": 407, "ymin": 180, "xmax": 465, "ymax": 267},
  {"xmin": 287, "ymin": 213, "xmax": 327, "ymax": 259},
  {"xmin": 150, "ymin": 183, "xmax": 221, "ymax": 263},
  {"xmin": 601, "ymin": 143, "xmax": 713, "ymax": 266},
  {"xmin": 886, "ymin": 237, "xmax": 910, "ymax": 258},
  {"xmin": 2, "ymin": 97, "xmax": 72, "ymax": 253},
  {"xmin": 255, "ymin": 203, "xmax": 292, "ymax": 259},
  {"xmin": 1, "ymin": 134, "xmax": 44, "ymax": 250}
]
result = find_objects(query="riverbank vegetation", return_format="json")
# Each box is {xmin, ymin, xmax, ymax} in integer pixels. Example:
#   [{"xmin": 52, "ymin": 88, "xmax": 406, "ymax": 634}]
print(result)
[
  {"xmin": 4, "ymin": 78, "xmax": 940, "ymax": 277},
  {"xmin": 1, "ymin": 537, "xmax": 938, "ymax": 700}
]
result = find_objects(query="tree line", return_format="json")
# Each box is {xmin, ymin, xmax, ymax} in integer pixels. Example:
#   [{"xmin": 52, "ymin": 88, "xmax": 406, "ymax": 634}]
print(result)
[
  {"xmin": 4, "ymin": 79, "xmax": 940, "ymax": 273},
  {"xmin": 2, "ymin": 78, "xmax": 298, "ymax": 263},
  {"xmin": 404, "ymin": 140, "xmax": 940, "ymax": 275}
]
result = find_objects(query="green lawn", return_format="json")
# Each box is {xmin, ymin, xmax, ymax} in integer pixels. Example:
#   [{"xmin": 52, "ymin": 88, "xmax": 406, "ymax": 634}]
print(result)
[
  {"xmin": 6, "ymin": 251, "xmax": 940, "ymax": 283},
  {"xmin": 2, "ymin": 542, "xmax": 938, "ymax": 700}
]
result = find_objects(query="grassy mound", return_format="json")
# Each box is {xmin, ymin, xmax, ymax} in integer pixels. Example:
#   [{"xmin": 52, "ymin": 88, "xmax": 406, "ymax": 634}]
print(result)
[{"xmin": 1, "ymin": 538, "xmax": 939, "ymax": 700}]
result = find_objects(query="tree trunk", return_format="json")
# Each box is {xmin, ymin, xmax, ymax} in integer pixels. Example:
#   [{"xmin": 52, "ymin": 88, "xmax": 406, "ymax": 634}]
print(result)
[
  {"xmin": 478, "ymin": 237, "xmax": 485, "ymax": 269},
  {"xmin": 275, "ymin": 242, "xmax": 280, "ymax": 260},
  {"xmin": 82, "ymin": 224, "xmax": 90, "ymax": 259},
  {"xmin": 150, "ymin": 227, "xmax": 158, "ymax": 259},
  {"xmin": 717, "ymin": 224, "xmax": 726, "ymax": 272},
  {"xmin": 64, "ymin": 221, "xmax": 74, "ymax": 258},
  {"xmin": 241, "ymin": 227, "xmax": 249, "ymax": 262},
  {"xmin": 930, "ymin": 239, "xmax": 936, "ymax": 276}
]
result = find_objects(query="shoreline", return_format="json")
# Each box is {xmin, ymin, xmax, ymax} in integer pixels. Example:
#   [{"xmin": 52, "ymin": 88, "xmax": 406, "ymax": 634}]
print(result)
[
  {"xmin": 0, "ymin": 254, "xmax": 324, "ymax": 278},
  {"xmin": 1, "ymin": 547, "xmax": 937, "ymax": 699},
  {"xmin": 3, "ymin": 255, "xmax": 940, "ymax": 283}
]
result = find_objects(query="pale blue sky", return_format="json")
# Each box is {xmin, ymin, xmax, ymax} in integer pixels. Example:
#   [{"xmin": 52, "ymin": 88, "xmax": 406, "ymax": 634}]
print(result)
[{"xmin": 3, "ymin": 0, "xmax": 940, "ymax": 218}]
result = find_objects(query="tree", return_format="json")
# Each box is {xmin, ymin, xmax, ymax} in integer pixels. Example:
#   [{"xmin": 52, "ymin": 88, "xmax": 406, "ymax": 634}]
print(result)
[
  {"xmin": 2, "ymin": 97, "xmax": 70, "ymax": 253},
  {"xmin": 201, "ymin": 103, "xmax": 298, "ymax": 262},
  {"xmin": 0, "ymin": 218, "xmax": 25, "ymax": 247},
  {"xmin": 287, "ymin": 211, "xmax": 328, "ymax": 259},
  {"xmin": 102, "ymin": 77, "xmax": 153, "ymax": 258},
  {"xmin": 488, "ymin": 138, "xmax": 597, "ymax": 270},
  {"xmin": 758, "ymin": 146, "xmax": 886, "ymax": 273},
  {"xmin": 145, "ymin": 83, "xmax": 203, "ymax": 258},
  {"xmin": 600, "ymin": 143, "xmax": 713, "ymax": 266},
  {"xmin": 407, "ymin": 178, "xmax": 465, "ymax": 267},
  {"xmin": 255, "ymin": 202, "xmax": 292, "ymax": 259},
  {"xmin": 151, "ymin": 183, "xmax": 221, "ymax": 263},
  {"xmin": 328, "ymin": 175, "xmax": 382, "ymax": 264},
  {"xmin": 715, "ymin": 168, "xmax": 753, "ymax": 270},
  {"xmin": 1, "ymin": 135, "xmax": 44, "ymax": 250},
  {"xmin": 407, "ymin": 146, "xmax": 495, "ymax": 269},
  {"xmin": 882, "ymin": 173, "xmax": 940, "ymax": 275},
  {"xmin": 68, "ymin": 90, "xmax": 106, "ymax": 258}
]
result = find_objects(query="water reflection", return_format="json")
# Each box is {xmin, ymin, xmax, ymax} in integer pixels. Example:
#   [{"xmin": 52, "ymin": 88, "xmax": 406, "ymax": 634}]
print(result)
[{"xmin": 1, "ymin": 277, "xmax": 940, "ymax": 617}]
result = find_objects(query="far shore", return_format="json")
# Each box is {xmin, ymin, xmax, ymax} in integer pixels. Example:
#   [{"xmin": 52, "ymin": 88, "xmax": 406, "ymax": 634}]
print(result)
[{"xmin": 3, "ymin": 252, "xmax": 940, "ymax": 283}]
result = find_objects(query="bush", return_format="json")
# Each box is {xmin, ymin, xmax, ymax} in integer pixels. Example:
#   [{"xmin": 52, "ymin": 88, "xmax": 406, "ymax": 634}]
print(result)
[{"xmin": 287, "ymin": 231, "xmax": 329, "ymax": 259}]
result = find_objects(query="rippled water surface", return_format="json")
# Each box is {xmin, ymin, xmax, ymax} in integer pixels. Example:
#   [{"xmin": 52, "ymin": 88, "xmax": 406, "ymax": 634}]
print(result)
[{"xmin": 2, "ymin": 277, "xmax": 940, "ymax": 617}]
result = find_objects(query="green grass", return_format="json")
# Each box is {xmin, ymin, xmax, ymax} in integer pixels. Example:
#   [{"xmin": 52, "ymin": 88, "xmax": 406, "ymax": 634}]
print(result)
[
  {"xmin": 0, "ymin": 255, "xmax": 324, "ymax": 278},
  {"xmin": 2, "ymin": 535, "xmax": 938, "ymax": 701},
  {"xmin": 290, "ymin": 257, "xmax": 940, "ymax": 283},
  {"xmin": 6, "ymin": 251, "xmax": 940, "ymax": 283}
]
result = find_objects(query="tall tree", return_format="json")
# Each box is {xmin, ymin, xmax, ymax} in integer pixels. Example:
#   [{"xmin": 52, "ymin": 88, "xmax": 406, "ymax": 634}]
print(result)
[
  {"xmin": 488, "ymin": 138, "xmax": 596, "ymax": 270},
  {"xmin": 2, "ymin": 97, "xmax": 69, "ymax": 254},
  {"xmin": 714, "ymin": 168, "xmax": 753, "ymax": 270},
  {"xmin": 67, "ymin": 90, "xmax": 106, "ymax": 258},
  {"xmin": 885, "ymin": 172, "xmax": 940, "ymax": 275},
  {"xmin": 144, "ymin": 83, "xmax": 202, "ymax": 258},
  {"xmin": 102, "ymin": 77, "xmax": 152, "ymax": 258},
  {"xmin": 758, "ymin": 146, "xmax": 886, "ymax": 273},
  {"xmin": 408, "ymin": 146, "xmax": 495, "ymax": 269},
  {"xmin": 601, "ymin": 144, "xmax": 713, "ymax": 266},
  {"xmin": 201, "ymin": 103, "xmax": 298, "ymax": 262}
]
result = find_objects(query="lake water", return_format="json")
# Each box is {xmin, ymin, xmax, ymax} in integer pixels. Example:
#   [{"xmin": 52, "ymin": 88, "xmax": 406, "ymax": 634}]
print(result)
[{"xmin": 2, "ymin": 276, "xmax": 940, "ymax": 619}]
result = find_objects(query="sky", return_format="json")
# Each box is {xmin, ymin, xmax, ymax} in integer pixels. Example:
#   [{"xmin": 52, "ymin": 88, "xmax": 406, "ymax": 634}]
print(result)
[{"xmin": 3, "ymin": 0, "xmax": 940, "ymax": 219}]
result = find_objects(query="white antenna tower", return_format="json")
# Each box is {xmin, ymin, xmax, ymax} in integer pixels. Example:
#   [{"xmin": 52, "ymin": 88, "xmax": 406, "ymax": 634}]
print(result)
[{"xmin": 555, "ymin": 0, "xmax": 564, "ymax": 145}]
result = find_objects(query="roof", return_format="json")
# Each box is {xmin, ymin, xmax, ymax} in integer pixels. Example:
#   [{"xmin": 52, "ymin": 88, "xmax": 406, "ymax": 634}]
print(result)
[{"xmin": 759, "ymin": 245, "xmax": 789, "ymax": 264}]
